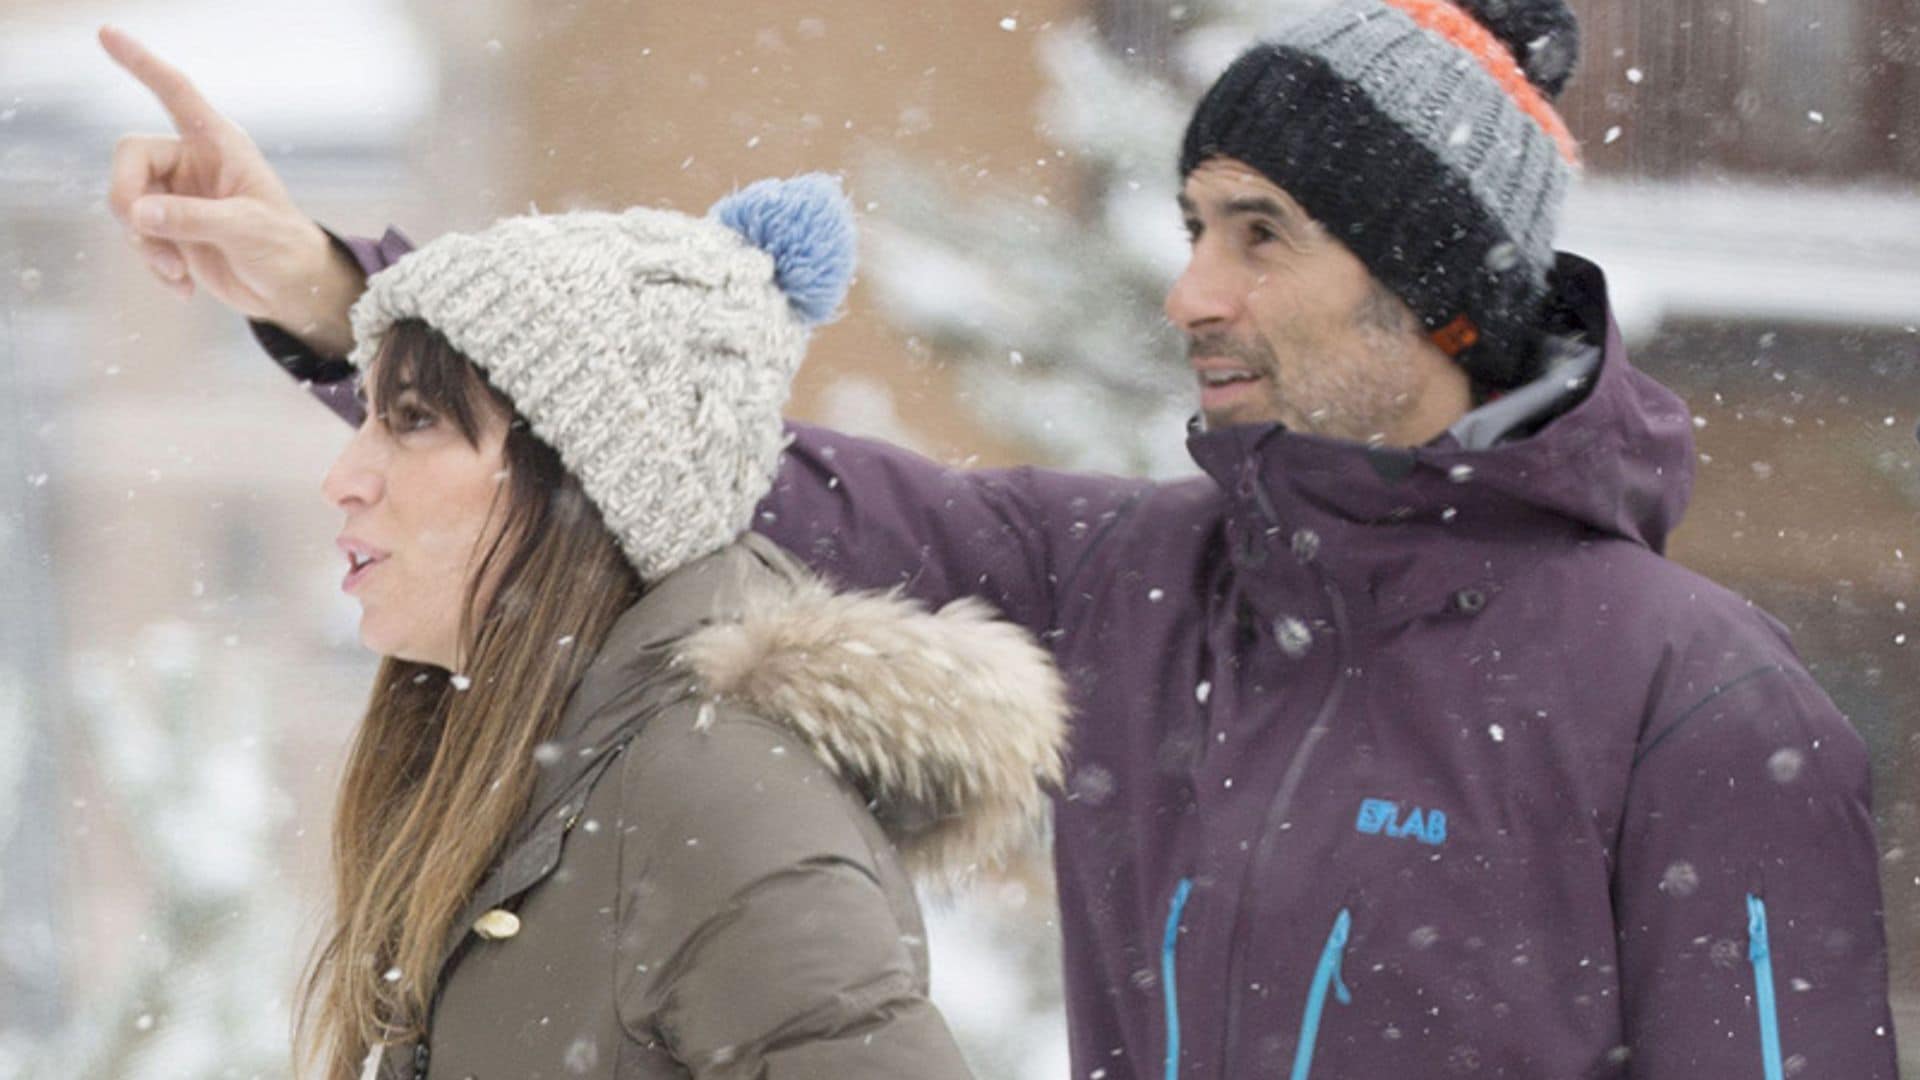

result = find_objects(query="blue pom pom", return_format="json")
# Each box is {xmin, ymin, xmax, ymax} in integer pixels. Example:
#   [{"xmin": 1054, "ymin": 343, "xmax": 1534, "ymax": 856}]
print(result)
[{"xmin": 710, "ymin": 173, "xmax": 857, "ymax": 325}]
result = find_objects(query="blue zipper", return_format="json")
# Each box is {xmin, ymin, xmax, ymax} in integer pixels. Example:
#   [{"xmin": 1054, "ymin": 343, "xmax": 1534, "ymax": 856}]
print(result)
[
  {"xmin": 1161, "ymin": 878, "xmax": 1194, "ymax": 1080},
  {"xmin": 1288, "ymin": 908, "xmax": 1353, "ymax": 1080},
  {"xmin": 1747, "ymin": 894, "xmax": 1784, "ymax": 1080}
]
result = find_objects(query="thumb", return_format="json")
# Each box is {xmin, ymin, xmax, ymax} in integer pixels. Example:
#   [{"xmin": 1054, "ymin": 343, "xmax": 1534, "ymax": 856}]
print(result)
[{"xmin": 130, "ymin": 193, "xmax": 259, "ymax": 246}]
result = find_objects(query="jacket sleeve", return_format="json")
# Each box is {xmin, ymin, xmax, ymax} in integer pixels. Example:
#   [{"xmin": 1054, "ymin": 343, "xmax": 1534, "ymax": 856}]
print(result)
[
  {"xmin": 764, "ymin": 422, "xmax": 1151, "ymax": 637},
  {"xmin": 614, "ymin": 707, "xmax": 975, "ymax": 1080},
  {"xmin": 251, "ymin": 229, "xmax": 1147, "ymax": 635},
  {"xmin": 248, "ymin": 226, "xmax": 415, "ymax": 427},
  {"xmin": 1613, "ymin": 660, "xmax": 1897, "ymax": 1077}
]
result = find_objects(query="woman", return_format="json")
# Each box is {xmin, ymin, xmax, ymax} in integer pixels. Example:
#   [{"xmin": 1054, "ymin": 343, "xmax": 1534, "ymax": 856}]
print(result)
[{"xmin": 299, "ymin": 175, "xmax": 1067, "ymax": 1079}]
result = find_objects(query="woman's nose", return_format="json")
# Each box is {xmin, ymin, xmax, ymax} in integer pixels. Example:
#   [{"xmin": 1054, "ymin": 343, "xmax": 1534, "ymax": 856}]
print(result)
[{"xmin": 322, "ymin": 424, "xmax": 384, "ymax": 509}]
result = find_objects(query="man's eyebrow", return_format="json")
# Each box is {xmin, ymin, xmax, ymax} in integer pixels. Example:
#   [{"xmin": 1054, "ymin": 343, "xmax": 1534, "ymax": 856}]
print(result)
[
  {"xmin": 1177, "ymin": 193, "xmax": 1301, "ymax": 226},
  {"xmin": 1221, "ymin": 195, "xmax": 1293, "ymax": 221}
]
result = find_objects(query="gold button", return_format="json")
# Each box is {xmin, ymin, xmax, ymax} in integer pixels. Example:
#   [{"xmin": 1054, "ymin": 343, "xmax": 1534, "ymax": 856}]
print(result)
[{"xmin": 473, "ymin": 909, "xmax": 521, "ymax": 941}]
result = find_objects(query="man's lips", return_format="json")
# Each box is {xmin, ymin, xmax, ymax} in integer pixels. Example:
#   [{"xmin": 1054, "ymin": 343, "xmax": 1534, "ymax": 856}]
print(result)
[
  {"xmin": 1194, "ymin": 366, "xmax": 1263, "ymax": 387},
  {"xmin": 337, "ymin": 536, "xmax": 390, "ymax": 593},
  {"xmin": 1188, "ymin": 335, "xmax": 1273, "ymax": 412},
  {"xmin": 1188, "ymin": 338, "xmax": 1269, "ymax": 385},
  {"xmin": 1192, "ymin": 360, "xmax": 1268, "ymax": 413}
]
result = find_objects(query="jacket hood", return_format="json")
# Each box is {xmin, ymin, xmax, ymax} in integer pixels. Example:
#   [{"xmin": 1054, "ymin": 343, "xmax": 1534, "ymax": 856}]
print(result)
[
  {"xmin": 534, "ymin": 534, "xmax": 1068, "ymax": 886},
  {"xmin": 679, "ymin": 567, "xmax": 1069, "ymax": 884},
  {"xmin": 1423, "ymin": 255, "xmax": 1696, "ymax": 552},
  {"xmin": 1187, "ymin": 255, "xmax": 1694, "ymax": 569}
]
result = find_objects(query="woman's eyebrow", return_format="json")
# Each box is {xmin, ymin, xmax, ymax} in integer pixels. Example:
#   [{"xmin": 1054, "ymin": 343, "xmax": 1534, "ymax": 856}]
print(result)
[{"xmin": 359, "ymin": 378, "xmax": 417, "ymax": 400}]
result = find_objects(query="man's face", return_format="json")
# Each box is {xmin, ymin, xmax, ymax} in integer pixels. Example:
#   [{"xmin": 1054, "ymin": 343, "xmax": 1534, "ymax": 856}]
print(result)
[{"xmin": 1166, "ymin": 158, "xmax": 1435, "ymax": 441}]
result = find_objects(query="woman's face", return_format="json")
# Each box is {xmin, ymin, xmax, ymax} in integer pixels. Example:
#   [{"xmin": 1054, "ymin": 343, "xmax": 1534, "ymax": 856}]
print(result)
[{"xmin": 322, "ymin": 359, "xmax": 511, "ymax": 671}]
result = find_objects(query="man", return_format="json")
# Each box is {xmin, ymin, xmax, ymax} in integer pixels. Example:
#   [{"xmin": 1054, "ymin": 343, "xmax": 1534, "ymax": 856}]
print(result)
[{"xmin": 103, "ymin": 0, "xmax": 1897, "ymax": 1072}]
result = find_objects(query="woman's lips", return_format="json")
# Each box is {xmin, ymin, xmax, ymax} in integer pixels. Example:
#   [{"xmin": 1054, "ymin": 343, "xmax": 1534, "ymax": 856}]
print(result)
[
  {"xmin": 337, "ymin": 538, "xmax": 389, "ymax": 594},
  {"xmin": 342, "ymin": 556, "xmax": 381, "ymax": 593}
]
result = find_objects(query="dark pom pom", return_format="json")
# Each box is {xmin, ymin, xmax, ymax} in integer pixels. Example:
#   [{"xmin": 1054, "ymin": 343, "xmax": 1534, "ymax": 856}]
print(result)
[{"xmin": 1452, "ymin": 0, "xmax": 1580, "ymax": 98}]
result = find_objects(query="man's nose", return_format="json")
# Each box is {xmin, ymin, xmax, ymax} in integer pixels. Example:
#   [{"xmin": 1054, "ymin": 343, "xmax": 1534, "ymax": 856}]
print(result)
[{"xmin": 1165, "ymin": 248, "xmax": 1240, "ymax": 333}]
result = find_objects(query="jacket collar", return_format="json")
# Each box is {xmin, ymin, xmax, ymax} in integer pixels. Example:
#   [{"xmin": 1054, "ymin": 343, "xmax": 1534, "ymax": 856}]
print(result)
[
  {"xmin": 514, "ymin": 534, "xmax": 783, "ymax": 834},
  {"xmin": 443, "ymin": 531, "xmax": 1071, "ymax": 972},
  {"xmin": 436, "ymin": 539, "xmax": 787, "ymax": 984},
  {"xmin": 1184, "ymin": 254, "xmax": 1694, "ymax": 626}
]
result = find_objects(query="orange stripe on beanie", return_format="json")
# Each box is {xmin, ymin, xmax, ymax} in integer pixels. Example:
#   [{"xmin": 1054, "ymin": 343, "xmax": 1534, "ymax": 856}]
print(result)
[
  {"xmin": 1384, "ymin": 0, "xmax": 1580, "ymax": 164},
  {"xmin": 1178, "ymin": 0, "xmax": 1585, "ymax": 389}
]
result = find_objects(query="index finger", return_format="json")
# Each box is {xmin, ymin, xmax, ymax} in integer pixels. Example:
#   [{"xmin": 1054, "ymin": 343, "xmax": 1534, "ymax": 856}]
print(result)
[{"xmin": 98, "ymin": 25, "xmax": 226, "ymax": 137}]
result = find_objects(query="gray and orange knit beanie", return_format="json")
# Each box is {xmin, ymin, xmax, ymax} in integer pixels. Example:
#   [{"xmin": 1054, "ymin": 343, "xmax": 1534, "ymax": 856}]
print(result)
[{"xmin": 1181, "ymin": 0, "xmax": 1583, "ymax": 390}]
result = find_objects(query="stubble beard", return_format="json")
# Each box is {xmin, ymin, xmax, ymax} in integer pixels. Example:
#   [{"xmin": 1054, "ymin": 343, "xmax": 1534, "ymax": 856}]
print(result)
[
  {"xmin": 1189, "ymin": 284, "xmax": 1426, "ymax": 441},
  {"xmin": 1190, "ymin": 332, "xmax": 1287, "ymax": 431}
]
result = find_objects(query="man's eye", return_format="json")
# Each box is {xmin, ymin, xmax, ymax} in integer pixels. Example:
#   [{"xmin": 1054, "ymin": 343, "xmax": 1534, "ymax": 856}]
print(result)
[
  {"xmin": 1183, "ymin": 219, "xmax": 1202, "ymax": 244},
  {"xmin": 1249, "ymin": 221, "xmax": 1280, "ymax": 245}
]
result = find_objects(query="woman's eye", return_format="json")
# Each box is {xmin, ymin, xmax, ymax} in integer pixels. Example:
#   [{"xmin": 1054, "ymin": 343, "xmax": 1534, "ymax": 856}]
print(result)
[{"xmin": 387, "ymin": 402, "xmax": 436, "ymax": 432}]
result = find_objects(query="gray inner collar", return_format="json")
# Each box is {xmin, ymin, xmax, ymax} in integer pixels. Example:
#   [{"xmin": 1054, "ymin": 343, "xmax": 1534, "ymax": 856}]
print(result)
[{"xmin": 1448, "ymin": 339, "xmax": 1603, "ymax": 450}]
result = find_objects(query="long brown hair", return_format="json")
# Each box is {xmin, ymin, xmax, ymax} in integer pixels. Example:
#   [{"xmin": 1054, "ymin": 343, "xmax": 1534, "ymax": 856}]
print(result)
[{"xmin": 297, "ymin": 320, "xmax": 643, "ymax": 1078}]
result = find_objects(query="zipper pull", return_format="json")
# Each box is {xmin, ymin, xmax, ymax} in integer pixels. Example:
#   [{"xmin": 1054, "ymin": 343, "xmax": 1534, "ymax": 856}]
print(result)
[
  {"xmin": 1162, "ymin": 878, "xmax": 1195, "ymax": 1080},
  {"xmin": 1328, "ymin": 909, "xmax": 1353, "ymax": 1006},
  {"xmin": 1289, "ymin": 908, "xmax": 1356, "ymax": 1080},
  {"xmin": 1745, "ymin": 893, "xmax": 1770, "ymax": 963},
  {"xmin": 1745, "ymin": 893, "xmax": 1785, "ymax": 1080}
]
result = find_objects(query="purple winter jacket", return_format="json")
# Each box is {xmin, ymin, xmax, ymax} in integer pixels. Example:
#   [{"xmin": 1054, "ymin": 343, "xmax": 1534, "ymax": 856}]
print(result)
[{"xmin": 268, "ymin": 239, "xmax": 1894, "ymax": 1078}]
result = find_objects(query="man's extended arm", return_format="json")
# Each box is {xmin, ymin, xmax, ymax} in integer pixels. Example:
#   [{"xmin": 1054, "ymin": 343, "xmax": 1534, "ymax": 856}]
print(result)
[
  {"xmin": 103, "ymin": 29, "xmax": 1150, "ymax": 636},
  {"xmin": 766, "ymin": 423, "xmax": 1150, "ymax": 634},
  {"xmin": 101, "ymin": 27, "xmax": 365, "ymax": 356},
  {"xmin": 248, "ymin": 227, "xmax": 411, "ymax": 426},
  {"xmin": 244, "ymin": 224, "xmax": 1149, "ymax": 634}
]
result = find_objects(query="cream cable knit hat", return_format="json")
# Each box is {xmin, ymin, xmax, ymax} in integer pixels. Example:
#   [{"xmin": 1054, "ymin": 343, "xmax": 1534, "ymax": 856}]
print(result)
[{"xmin": 345, "ymin": 174, "xmax": 857, "ymax": 582}]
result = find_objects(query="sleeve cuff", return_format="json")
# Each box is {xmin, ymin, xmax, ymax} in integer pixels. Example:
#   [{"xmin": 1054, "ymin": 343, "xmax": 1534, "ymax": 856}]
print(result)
[{"xmin": 248, "ymin": 224, "xmax": 415, "ymax": 426}]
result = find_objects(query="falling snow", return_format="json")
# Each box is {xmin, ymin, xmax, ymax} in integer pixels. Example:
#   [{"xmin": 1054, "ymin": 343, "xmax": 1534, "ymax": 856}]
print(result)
[
  {"xmin": 10, "ymin": 4, "xmax": 1918, "ymax": 1078},
  {"xmin": 1768, "ymin": 748, "xmax": 1806, "ymax": 783},
  {"xmin": 1659, "ymin": 862, "xmax": 1701, "ymax": 898}
]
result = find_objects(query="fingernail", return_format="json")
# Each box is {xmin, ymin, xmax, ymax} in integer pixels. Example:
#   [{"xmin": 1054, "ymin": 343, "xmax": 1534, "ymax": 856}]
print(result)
[
  {"xmin": 150, "ymin": 250, "xmax": 184, "ymax": 280},
  {"xmin": 133, "ymin": 200, "xmax": 163, "ymax": 228}
]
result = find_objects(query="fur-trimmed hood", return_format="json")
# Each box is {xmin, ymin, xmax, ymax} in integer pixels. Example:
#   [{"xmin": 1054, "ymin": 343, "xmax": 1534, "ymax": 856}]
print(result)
[
  {"xmin": 530, "ymin": 533, "xmax": 1069, "ymax": 885},
  {"xmin": 679, "ymin": 566, "xmax": 1069, "ymax": 882},
  {"xmin": 424, "ymin": 534, "xmax": 1031, "ymax": 1079}
]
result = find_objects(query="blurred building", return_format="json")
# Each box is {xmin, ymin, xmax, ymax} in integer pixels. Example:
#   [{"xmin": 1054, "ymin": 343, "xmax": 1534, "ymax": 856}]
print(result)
[
  {"xmin": 1558, "ymin": 0, "xmax": 1920, "ymax": 1031},
  {"xmin": 3, "ymin": 0, "xmax": 1915, "ymax": 1075},
  {"xmin": 0, "ymin": 1, "xmax": 447, "ymax": 1071}
]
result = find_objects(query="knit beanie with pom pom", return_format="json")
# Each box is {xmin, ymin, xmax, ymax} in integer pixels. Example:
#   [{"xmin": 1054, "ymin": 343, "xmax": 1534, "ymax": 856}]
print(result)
[
  {"xmin": 344, "ymin": 173, "xmax": 857, "ymax": 582},
  {"xmin": 1180, "ymin": 0, "xmax": 1583, "ymax": 390}
]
